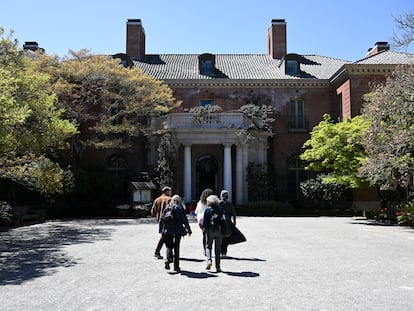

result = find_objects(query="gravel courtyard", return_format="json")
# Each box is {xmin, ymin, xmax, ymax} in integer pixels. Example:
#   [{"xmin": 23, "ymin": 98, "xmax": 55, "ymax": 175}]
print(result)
[{"xmin": 1, "ymin": 217, "xmax": 413, "ymax": 311}]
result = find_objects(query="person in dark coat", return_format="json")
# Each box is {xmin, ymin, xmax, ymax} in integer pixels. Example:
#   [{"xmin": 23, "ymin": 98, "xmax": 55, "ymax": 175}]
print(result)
[
  {"xmin": 219, "ymin": 190, "xmax": 236, "ymax": 258},
  {"xmin": 161, "ymin": 195, "xmax": 192, "ymax": 273},
  {"xmin": 202, "ymin": 194, "xmax": 224, "ymax": 273}
]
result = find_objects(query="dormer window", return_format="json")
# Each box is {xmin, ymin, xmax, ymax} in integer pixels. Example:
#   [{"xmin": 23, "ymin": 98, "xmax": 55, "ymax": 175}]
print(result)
[
  {"xmin": 201, "ymin": 59, "xmax": 214, "ymax": 75},
  {"xmin": 284, "ymin": 53, "xmax": 300, "ymax": 76},
  {"xmin": 287, "ymin": 60, "xmax": 299, "ymax": 76},
  {"xmin": 198, "ymin": 53, "xmax": 215, "ymax": 76}
]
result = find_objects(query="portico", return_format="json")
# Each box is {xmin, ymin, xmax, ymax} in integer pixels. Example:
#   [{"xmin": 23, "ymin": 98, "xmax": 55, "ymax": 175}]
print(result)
[{"xmin": 150, "ymin": 112, "xmax": 269, "ymax": 204}]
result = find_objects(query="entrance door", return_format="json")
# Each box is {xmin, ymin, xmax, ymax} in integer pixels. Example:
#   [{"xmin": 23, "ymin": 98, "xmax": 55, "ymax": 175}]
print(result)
[{"xmin": 196, "ymin": 155, "xmax": 218, "ymax": 197}]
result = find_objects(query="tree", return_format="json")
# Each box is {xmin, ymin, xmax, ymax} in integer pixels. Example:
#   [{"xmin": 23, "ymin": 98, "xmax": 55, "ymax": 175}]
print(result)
[
  {"xmin": 34, "ymin": 50, "xmax": 180, "ymax": 156},
  {"xmin": 360, "ymin": 64, "xmax": 414, "ymax": 200},
  {"xmin": 0, "ymin": 29, "xmax": 77, "ymax": 200},
  {"xmin": 155, "ymin": 132, "xmax": 178, "ymax": 189},
  {"xmin": 392, "ymin": 11, "xmax": 414, "ymax": 50},
  {"xmin": 300, "ymin": 114, "xmax": 370, "ymax": 188}
]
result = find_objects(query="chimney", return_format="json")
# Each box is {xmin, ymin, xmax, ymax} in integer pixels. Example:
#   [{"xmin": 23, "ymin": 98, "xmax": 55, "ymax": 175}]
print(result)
[
  {"xmin": 126, "ymin": 19, "xmax": 146, "ymax": 59},
  {"xmin": 366, "ymin": 41, "xmax": 390, "ymax": 57},
  {"xmin": 23, "ymin": 41, "xmax": 44, "ymax": 53},
  {"xmin": 267, "ymin": 19, "xmax": 287, "ymax": 59}
]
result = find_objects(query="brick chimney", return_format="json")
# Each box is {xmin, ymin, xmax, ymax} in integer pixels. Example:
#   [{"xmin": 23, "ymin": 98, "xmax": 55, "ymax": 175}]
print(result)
[
  {"xmin": 267, "ymin": 19, "xmax": 287, "ymax": 59},
  {"xmin": 126, "ymin": 19, "xmax": 146, "ymax": 59},
  {"xmin": 366, "ymin": 41, "xmax": 390, "ymax": 57}
]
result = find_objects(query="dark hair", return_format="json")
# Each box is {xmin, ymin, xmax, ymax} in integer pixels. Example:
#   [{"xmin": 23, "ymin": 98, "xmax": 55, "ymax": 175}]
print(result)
[{"xmin": 162, "ymin": 186, "xmax": 172, "ymax": 194}]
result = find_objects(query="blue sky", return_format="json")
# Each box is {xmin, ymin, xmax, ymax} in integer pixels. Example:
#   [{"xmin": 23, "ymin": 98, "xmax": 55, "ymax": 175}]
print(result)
[{"xmin": 1, "ymin": 0, "xmax": 413, "ymax": 61}]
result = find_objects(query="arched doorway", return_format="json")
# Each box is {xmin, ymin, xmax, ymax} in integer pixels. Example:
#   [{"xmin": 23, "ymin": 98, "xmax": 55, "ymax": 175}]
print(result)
[{"xmin": 196, "ymin": 155, "xmax": 218, "ymax": 196}]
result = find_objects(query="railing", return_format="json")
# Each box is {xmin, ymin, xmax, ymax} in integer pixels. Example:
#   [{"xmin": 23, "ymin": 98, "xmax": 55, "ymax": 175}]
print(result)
[{"xmin": 150, "ymin": 112, "xmax": 249, "ymax": 130}]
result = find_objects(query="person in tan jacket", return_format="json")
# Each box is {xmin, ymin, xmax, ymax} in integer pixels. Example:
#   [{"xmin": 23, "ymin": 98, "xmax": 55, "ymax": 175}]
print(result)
[{"xmin": 151, "ymin": 186, "xmax": 172, "ymax": 259}]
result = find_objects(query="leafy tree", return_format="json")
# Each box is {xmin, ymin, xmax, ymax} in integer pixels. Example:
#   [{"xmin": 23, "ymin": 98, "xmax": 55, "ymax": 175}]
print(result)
[
  {"xmin": 34, "ymin": 50, "xmax": 180, "ymax": 156},
  {"xmin": 0, "ymin": 29, "xmax": 77, "ymax": 200},
  {"xmin": 360, "ymin": 64, "xmax": 414, "ymax": 199},
  {"xmin": 300, "ymin": 114, "xmax": 370, "ymax": 188}
]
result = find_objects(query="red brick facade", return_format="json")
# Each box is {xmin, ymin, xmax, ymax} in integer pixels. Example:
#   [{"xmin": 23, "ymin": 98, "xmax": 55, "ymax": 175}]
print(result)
[{"xmin": 73, "ymin": 19, "xmax": 414, "ymax": 205}]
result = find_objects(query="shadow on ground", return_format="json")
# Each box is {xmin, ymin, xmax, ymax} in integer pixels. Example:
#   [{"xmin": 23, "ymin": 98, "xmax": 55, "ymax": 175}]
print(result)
[
  {"xmin": 0, "ymin": 220, "xmax": 114, "ymax": 286},
  {"xmin": 179, "ymin": 270, "xmax": 259, "ymax": 278}
]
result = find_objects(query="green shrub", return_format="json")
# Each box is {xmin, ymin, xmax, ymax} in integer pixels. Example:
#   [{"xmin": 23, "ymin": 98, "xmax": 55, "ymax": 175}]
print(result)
[
  {"xmin": 0, "ymin": 201, "xmax": 13, "ymax": 225},
  {"xmin": 300, "ymin": 176, "xmax": 346, "ymax": 209},
  {"xmin": 396, "ymin": 202, "xmax": 414, "ymax": 225},
  {"xmin": 247, "ymin": 163, "xmax": 273, "ymax": 201}
]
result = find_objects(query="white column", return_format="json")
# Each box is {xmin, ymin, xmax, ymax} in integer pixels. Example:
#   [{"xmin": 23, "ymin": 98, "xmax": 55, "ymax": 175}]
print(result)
[
  {"xmin": 259, "ymin": 137, "xmax": 268, "ymax": 165},
  {"xmin": 184, "ymin": 144, "xmax": 192, "ymax": 203},
  {"xmin": 223, "ymin": 144, "xmax": 232, "ymax": 203},
  {"xmin": 236, "ymin": 145, "xmax": 243, "ymax": 205},
  {"xmin": 242, "ymin": 144, "xmax": 249, "ymax": 203}
]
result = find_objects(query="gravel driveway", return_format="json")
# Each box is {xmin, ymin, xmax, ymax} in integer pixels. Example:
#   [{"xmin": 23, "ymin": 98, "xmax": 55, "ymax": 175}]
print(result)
[{"xmin": 1, "ymin": 217, "xmax": 413, "ymax": 311}]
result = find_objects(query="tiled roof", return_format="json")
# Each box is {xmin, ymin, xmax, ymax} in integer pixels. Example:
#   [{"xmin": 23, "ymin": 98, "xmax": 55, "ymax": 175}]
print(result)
[
  {"xmin": 133, "ymin": 51, "xmax": 414, "ymax": 81},
  {"xmin": 133, "ymin": 54, "xmax": 351, "ymax": 81},
  {"xmin": 355, "ymin": 50, "xmax": 414, "ymax": 65}
]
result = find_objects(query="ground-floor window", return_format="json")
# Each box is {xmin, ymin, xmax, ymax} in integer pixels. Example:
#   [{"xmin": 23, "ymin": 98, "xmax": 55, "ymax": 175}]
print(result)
[
  {"xmin": 107, "ymin": 154, "xmax": 128, "ymax": 177},
  {"xmin": 287, "ymin": 155, "xmax": 311, "ymax": 200}
]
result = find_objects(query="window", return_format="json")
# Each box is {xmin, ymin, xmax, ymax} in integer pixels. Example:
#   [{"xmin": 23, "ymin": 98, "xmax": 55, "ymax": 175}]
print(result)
[
  {"xmin": 201, "ymin": 59, "xmax": 214, "ymax": 76},
  {"xmin": 198, "ymin": 53, "xmax": 215, "ymax": 76},
  {"xmin": 107, "ymin": 154, "xmax": 128, "ymax": 177},
  {"xmin": 199, "ymin": 99, "xmax": 215, "ymax": 106},
  {"xmin": 289, "ymin": 99, "xmax": 305, "ymax": 130},
  {"xmin": 287, "ymin": 156, "xmax": 311, "ymax": 200},
  {"xmin": 287, "ymin": 60, "xmax": 298, "ymax": 76},
  {"xmin": 338, "ymin": 93, "xmax": 343, "ymax": 122},
  {"xmin": 284, "ymin": 53, "xmax": 300, "ymax": 76}
]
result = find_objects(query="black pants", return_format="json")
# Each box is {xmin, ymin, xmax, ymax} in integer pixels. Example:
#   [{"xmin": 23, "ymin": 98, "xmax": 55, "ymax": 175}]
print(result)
[
  {"xmin": 155, "ymin": 234, "xmax": 165, "ymax": 254},
  {"xmin": 164, "ymin": 234, "xmax": 182, "ymax": 269},
  {"xmin": 221, "ymin": 237, "xmax": 229, "ymax": 255}
]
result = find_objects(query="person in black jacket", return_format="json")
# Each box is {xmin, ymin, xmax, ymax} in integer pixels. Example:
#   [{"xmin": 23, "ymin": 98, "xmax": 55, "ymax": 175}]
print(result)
[
  {"xmin": 219, "ymin": 190, "xmax": 236, "ymax": 258},
  {"xmin": 202, "ymin": 194, "xmax": 224, "ymax": 273},
  {"xmin": 160, "ymin": 195, "xmax": 192, "ymax": 273}
]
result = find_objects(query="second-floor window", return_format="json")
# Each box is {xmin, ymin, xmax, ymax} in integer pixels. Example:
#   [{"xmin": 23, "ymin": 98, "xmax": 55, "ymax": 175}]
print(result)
[
  {"xmin": 200, "ymin": 99, "xmax": 215, "ymax": 106},
  {"xmin": 289, "ymin": 99, "xmax": 305, "ymax": 129}
]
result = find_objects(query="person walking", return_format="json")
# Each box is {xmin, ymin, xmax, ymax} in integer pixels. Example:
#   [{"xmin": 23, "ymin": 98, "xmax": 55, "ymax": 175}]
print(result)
[
  {"xmin": 202, "ymin": 194, "xmax": 225, "ymax": 273},
  {"xmin": 219, "ymin": 190, "xmax": 236, "ymax": 258},
  {"xmin": 160, "ymin": 195, "xmax": 192, "ymax": 273},
  {"xmin": 151, "ymin": 186, "xmax": 172, "ymax": 259},
  {"xmin": 195, "ymin": 188, "xmax": 213, "ymax": 255}
]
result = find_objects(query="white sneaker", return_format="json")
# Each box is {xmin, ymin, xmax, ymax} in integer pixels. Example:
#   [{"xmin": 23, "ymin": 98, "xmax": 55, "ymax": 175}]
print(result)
[{"xmin": 206, "ymin": 260, "xmax": 212, "ymax": 270}]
